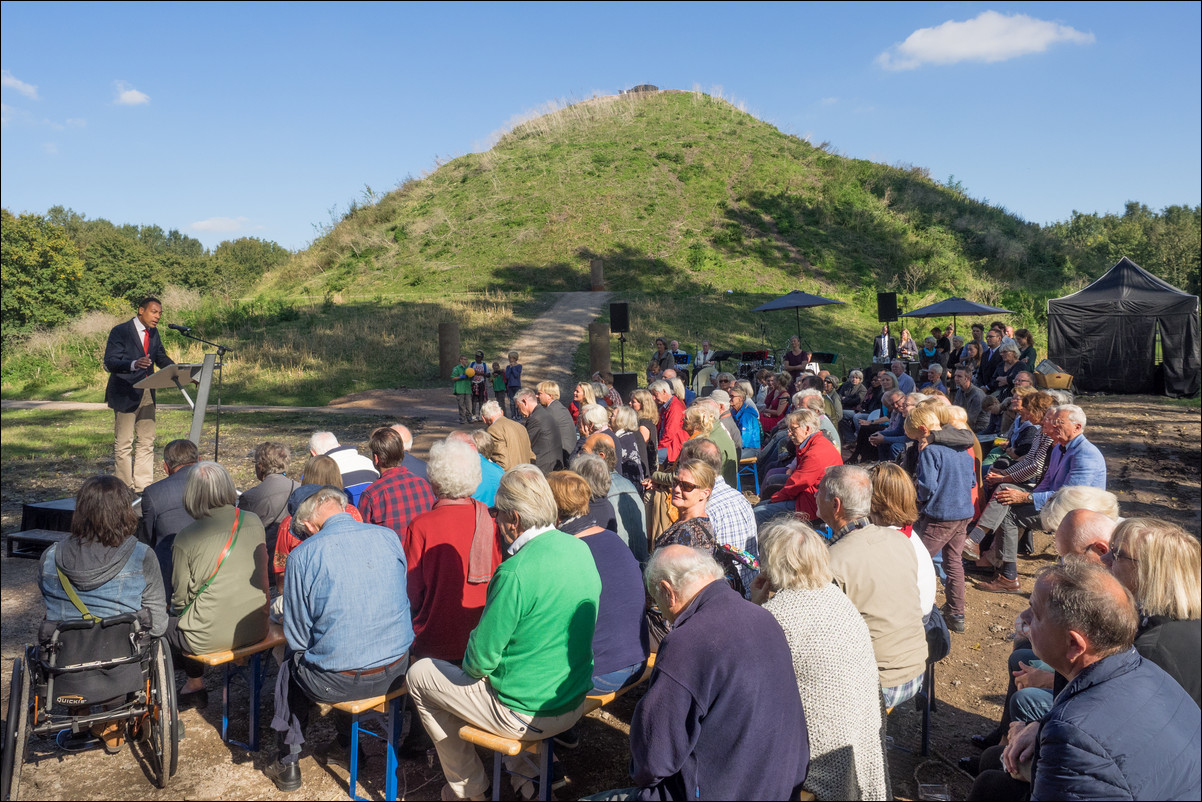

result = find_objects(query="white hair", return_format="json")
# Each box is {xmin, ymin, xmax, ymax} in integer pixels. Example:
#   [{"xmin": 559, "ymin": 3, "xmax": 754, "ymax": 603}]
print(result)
[
  {"xmin": 481, "ymin": 400, "xmax": 503, "ymax": 420},
  {"xmin": 818, "ymin": 465, "xmax": 873, "ymax": 519},
  {"xmin": 610, "ymin": 405, "xmax": 638, "ymax": 434},
  {"xmin": 644, "ymin": 545, "xmax": 725, "ymax": 609},
  {"xmin": 1053, "ymin": 404, "xmax": 1087, "ymax": 428},
  {"xmin": 390, "ymin": 424, "xmax": 414, "ymax": 450},
  {"xmin": 495, "ymin": 464, "xmax": 558, "ymax": 529},
  {"xmin": 427, "ymin": 438, "xmax": 482, "ymax": 499},
  {"xmin": 580, "ymin": 403, "xmax": 609, "ymax": 429},
  {"xmin": 708, "ymin": 389, "xmax": 730, "ymax": 408},
  {"xmin": 569, "ymin": 452, "xmax": 611, "ymax": 498},
  {"xmin": 309, "ymin": 431, "xmax": 339, "ymax": 455},
  {"xmin": 648, "ymin": 380, "xmax": 671, "ymax": 395},
  {"xmin": 295, "ymin": 486, "xmax": 348, "ymax": 530},
  {"xmin": 1040, "ymin": 485, "xmax": 1120, "ymax": 532}
]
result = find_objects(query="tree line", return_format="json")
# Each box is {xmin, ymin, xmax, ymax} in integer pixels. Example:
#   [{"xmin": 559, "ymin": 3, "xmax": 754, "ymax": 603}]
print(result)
[{"xmin": 1, "ymin": 207, "xmax": 290, "ymax": 340}]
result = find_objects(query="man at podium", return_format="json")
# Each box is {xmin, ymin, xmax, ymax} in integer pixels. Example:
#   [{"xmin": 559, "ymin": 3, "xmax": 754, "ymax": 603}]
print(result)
[{"xmin": 104, "ymin": 296, "xmax": 176, "ymax": 494}]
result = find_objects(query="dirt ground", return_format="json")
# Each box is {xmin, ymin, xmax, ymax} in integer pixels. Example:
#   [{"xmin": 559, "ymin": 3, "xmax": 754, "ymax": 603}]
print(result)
[{"xmin": 2, "ymin": 392, "xmax": 1198, "ymax": 801}]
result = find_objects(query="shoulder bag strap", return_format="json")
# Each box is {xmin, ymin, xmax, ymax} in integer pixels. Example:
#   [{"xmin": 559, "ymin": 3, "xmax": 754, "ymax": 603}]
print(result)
[
  {"xmin": 179, "ymin": 509, "xmax": 242, "ymax": 617},
  {"xmin": 56, "ymin": 566, "xmax": 98, "ymax": 622}
]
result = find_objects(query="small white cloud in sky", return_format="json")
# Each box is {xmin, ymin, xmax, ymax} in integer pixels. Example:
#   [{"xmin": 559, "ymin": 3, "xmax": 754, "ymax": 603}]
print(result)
[
  {"xmin": 0, "ymin": 103, "xmax": 12, "ymax": 128},
  {"xmin": 2, "ymin": 69, "xmax": 38, "ymax": 100},
  {"xmin": 877, "ymin": 11, "xmax": 1095, "ymax": 70},
  {"xmin": 191, "ymin": 216, "xmax": 251, "ymax": 233},
  {"xmin": 42, "ymin": 142, "xmax": 58, "ymax": 156},
  {"xmin": 114, "ymin": 81, "xmax": 150, "ymax": 105},
  {"xmin": 66, "ymin": 117, "xmax": 86, "ymax": 128}
]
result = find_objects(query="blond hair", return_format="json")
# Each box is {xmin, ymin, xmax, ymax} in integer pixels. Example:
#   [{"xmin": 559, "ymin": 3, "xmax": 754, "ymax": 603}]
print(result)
[
  {"xmin": 868, "ymin": 462, "xmax": 918, "ymax": 528},
  {"xmin": 631, "ymin": 389, "xmax": 659, "ymax": 425},
  {"xmin": 904, "ymin": 403, "xmax": 943, "ymax": 439},
  {"xmin": 677, "ymin": 459, "xmax": 716, "ymax": 492},
  {"xmin": 1111, "ymin": 518, "xmax": 1201, "ymax": 619},
  {"xmin": 683, "ymin": 404, "xmax": 716, "ymax": 436},
  {"xmin": 537, "ymin": 380, "xmax": 561, "ymax": 400}
]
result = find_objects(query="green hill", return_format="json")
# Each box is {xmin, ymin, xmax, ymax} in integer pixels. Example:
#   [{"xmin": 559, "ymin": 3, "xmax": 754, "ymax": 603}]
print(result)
[{"xmin": 271, "ymin": 90, "xmax": 1080, "ymax": 304}]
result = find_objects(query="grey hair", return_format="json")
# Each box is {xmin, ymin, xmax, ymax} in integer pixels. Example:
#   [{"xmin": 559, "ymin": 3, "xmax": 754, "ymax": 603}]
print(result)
[
  {"xmin": 849, "ymin": 369, "xmax": 863, "ymax": 381},
  {"xmin": 569, "ymin": 453, "xmax": 611, "ymax": 498},
  {"xmin": 759, "ymin": 517, "xmax": 833, "ymax": 591},
  {"xmin": 647, "ymin": 380, "xmax": 671, "ymax": 395},
  {"xmin": 610, "ymin": 405, "xmax": 638, "ymax": 434},
  {"xmin": 818, "ymin": 465, "xmax": 873, "ymax": 519},
  {"xmin": 708, "ymin": 389, "xmax": 730, "ymax": 408},
  {"xmin": 695, "ymin": 397, "xmax": 720, "ymax": 416},
  {"xmin": 308, "ymin": 431, "xmax": 339, "ymax": 454},
  {"xmin": 1053, "ymin": 403, "xmax": 1087, "ymax": 428},
  {"xmin": 428, "ymin": 438, "xmax": 482, "ymax": 499},
  {"xmin": 924, "ymin": 336, "xmax": 937, "ymax": 346},
  {"xmin": 494, "ymin": 464, "xmax": 558, "ymax": 529},
  {"xmin": 668, "ymin": 377, "xmax": 686, "ymax": 401},
  {"xmin": 580, "ymin": 403, "xmax": 609, "ymax": 429},
  {"xmin": 1040, "ymin": 485, "xmax": 1119, "ymax": 531},
  {"xmin": 183, "ymin": 461, "xmax": 239, "ymax": 518},
  {"xmin": 481, "ymin": 400, "xmax": 503, "ymax": 420},
  {"xmin": 295, "ymin": 486, "xmax": 349, "ymax": 530},
  {"xmin": 644, "ymin": 545, "xmax": 725, "ymax": 608},
  {"xmin": 469, "ymin": 428, "xmax": 496, "ymax": 460},
  {"xmin": 891, "ymin": 359, "xmax": 905, "ymax": 369},
  {"xmin": 999, "ymin": 342, "xmax": 1021, "ymax": 357},
  {"xmin": 513, "ymin": 387, "xmax": 537, "ymax": 405},
  {"xmin": 907, "ymin": 392, "xmax": 926, "ymax": 406},
  {"xmin": 884, "ymin": 388, "xmax": 904, "ymax": 404},
  {"xmin": 716, "ymin": 372, "xmax": 735, "ymax": 383},
  {"xmin": 1047, "ymin": 389, "xmax": 1075, "ymax": 405},
  {"xmin": 252, "ymin": 441, "xmax": 289, "ymax": 479}
]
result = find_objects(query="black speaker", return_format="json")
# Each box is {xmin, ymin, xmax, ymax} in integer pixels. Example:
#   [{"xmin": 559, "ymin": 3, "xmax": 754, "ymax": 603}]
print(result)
[
  {"xmin": 612, "ymin": 372, "xmax": 638, "ymax": 403},
  {"xmin": 609, "ymin": 302, "xmax": 630, "ymax": 334},
  {"xmin": 877, "ymin": 292, "xmax": 898, "ymax": 322}
]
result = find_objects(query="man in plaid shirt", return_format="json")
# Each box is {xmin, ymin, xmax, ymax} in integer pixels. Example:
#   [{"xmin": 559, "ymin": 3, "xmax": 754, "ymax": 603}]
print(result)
[{"xmin": 358, "ymin": 427, "xmax": 435, "ymax": 541}]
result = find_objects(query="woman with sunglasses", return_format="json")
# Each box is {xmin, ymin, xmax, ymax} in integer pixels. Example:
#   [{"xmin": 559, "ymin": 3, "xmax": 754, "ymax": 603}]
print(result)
[{"xmin": 653, "ymin": 460, "xmax": 717, "ymax": 553}]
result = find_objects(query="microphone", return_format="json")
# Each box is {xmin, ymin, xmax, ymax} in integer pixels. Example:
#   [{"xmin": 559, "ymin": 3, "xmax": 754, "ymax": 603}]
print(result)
[{"xmin": 168, "ymin": 323, "xmax": 191, "ymax": 333}]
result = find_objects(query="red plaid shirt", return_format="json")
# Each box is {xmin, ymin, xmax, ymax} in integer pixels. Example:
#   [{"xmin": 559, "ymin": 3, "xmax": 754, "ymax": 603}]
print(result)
[{"xmin": 357, "ymin": 466, "xmax": 435, "ymax": 540}]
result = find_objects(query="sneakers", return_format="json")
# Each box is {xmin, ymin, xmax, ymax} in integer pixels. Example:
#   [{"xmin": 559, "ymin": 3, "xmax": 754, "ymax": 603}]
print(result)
[
  {"xmin": 976, "ymin": 575, "xmax": 1022, "ymax": 594},
  {"xmin": 265, "ymin": 760, "xmax": 302, "ymax": 793},
  {"xmin": 315, "ymin": 738, "xmax": 367, "ymax": 772}
]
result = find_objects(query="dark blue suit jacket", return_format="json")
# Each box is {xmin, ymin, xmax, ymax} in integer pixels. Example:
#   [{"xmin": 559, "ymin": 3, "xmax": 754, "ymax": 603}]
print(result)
[{"xmin": 104, "ymin": 319, "xmax": 173, "ymax": 413}]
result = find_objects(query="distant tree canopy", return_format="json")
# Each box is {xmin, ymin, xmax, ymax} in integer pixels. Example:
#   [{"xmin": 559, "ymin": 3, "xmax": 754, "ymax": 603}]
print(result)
[
  {"xmin": 1048, "ymin": 203, "xmax": 1201, "ymax": 296},
  {"xmin": 1, "ymin": 207, "xmax": 291, "ymax": 341}
]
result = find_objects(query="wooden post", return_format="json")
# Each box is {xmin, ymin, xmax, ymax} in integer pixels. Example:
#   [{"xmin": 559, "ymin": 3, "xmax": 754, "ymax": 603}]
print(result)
[
  {"xmin": 590, "ymin": 259, "xmax": 605, "ymax": 291},
  {"xmin": 588, "ymin": 322, "xmax": 612, "ymax": 375},
  {"xmin": 438, "ymin": 322, "xmax": 460, "ymax": 380}
]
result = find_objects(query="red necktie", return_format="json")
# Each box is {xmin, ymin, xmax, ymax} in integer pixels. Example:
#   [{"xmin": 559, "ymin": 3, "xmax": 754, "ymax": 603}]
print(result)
[{"xmin": 143, "ymin": 328, "xmax": 150, "ymax": 357}]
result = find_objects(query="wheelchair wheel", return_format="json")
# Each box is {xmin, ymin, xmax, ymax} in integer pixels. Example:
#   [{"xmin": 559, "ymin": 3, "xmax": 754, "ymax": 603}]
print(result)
[
  {"xmin": 148, "ymin": 640, "xmax": 179, "ymax": 788},
  {"xmin": 2, "ymin": 652, "xmax": 31, "ymax": 801}
]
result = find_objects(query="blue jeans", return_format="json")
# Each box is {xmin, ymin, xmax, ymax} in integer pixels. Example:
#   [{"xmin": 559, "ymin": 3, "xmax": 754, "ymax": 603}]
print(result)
[
  {"xmin": 754, "ymin": 500, "xmax": 796, "ymax": 527},
  {"xmin": 592, "ymin": 660, "xmax": 646, "ymax": 694}
]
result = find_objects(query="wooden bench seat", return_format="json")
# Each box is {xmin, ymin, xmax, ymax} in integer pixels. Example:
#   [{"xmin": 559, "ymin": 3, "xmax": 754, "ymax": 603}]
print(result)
[
  {"xmin": 458, "ymin": 654, "xmax": 657, "ymax": 800},
  {"xmin": 324, "ymin": 684, "xmax": 408, "ymax": 801},
  {"xmin": 184, "ymin": 620, "xmax": 285, "ymax": 752}
]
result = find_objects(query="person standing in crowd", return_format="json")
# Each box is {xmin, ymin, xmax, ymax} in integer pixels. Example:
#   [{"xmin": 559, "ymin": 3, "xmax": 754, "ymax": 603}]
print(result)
[
  {"xmin": 451, "ymin": 355, "xmax": 472, "ymax": 425},
  {"xmin": 468, "ymin": 350, "xmax": 490, "ymax": 422},
  {"xmin": 503, "ymin": 351, "xmax": 523, "ymax": 419},
  {"xmin": 104, "ymin": 296, "xmax": 176, "ymax": 494},
  {"xmin": 481, "ymin": 400, "xmax": 535, "ymax": 470},
  {"xmin": 307, "ymin": 430, "xmax": 378, "ymax": 505},
  {"xmin": 514, "ymin": 388, "xmax": 564, "ymax": 473},
  {"xmin": 537, "ymin": 381, "xmax": 578, "ymax": 464},
  {"xmin": 491, "ymin": 361, "xmax": 507, "ymax": 417},
  {"xmin": 873, "ymin": 325, "xmax": 897, "ymax": 362}
]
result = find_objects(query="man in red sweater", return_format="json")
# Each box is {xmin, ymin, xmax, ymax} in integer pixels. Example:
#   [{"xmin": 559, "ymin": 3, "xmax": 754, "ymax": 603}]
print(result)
[
  {"xmin": 404, "ymin": 437, "xmax": 502, "ymax": 661},
  {"xmin": 753, "ymin": 408, "xmax": 843, "ymax": 526},
  {"xmin": 650, "ymin": 380, "xmax": 688, "ymax": 464}
]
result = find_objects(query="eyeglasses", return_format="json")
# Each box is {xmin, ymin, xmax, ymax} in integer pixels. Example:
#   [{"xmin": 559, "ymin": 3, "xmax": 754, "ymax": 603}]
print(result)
[
  {"xmin": 672, "ymin": 478, "xmax": 700, "ymax": 492},
  {"xmin": 1104, "ymin": 547, "xmax": 1138, "ymax": 564}
]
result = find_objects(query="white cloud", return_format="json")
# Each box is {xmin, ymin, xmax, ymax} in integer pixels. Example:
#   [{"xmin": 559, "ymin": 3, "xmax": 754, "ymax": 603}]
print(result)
[
  {"xmin": 1, "ymin": 70, "xmax": 38, "ymax": 100},
  {"xmin": 190, "ymin": 216, "xmax": 251, "ymax": 233},
  {"xmin": 114, "ymin": 81, "xmax": 150, "ymax": 106},
  {"xmin": 877, "ymin": 11, "xmax": 1094, "ymax": 71},
  {"xmin": 42, "ymin": 142, "xmax": 58, "ymax": 156}
]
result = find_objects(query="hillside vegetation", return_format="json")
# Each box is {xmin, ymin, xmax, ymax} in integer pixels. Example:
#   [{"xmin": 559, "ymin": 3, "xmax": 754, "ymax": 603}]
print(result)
[{"xmin": 3, "ymin": 90, "xmax": 1197, "ymax": 403}]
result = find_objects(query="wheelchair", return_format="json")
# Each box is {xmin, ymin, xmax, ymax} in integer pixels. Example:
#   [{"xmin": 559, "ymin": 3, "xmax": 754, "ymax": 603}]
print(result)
[{"xmin": 2, "ymin": 613, "xmax": 179, "ymax": 800}]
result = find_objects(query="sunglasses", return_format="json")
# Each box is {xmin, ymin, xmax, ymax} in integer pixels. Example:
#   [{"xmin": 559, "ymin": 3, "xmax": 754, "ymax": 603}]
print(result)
[
  {"xmin": 672, "ymin": 478, "xmax": 700, "ymax": 492},
  {"xmin": 1104, "ymin": 547, "xmax": 1138, "ymax": 564}
]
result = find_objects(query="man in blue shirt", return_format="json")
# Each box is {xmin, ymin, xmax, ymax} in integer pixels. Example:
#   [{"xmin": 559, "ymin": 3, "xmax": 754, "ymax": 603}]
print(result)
[
  {"xmin": 265, "ymin": 485, "xmax": 413, "ymax": 792},
  {"xmin": 891, "ymin": 359, "xmax": 916, "ymax": 394}
]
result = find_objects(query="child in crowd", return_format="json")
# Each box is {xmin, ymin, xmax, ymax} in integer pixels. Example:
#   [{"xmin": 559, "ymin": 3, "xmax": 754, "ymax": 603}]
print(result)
[
  {"xmin": 503, "ymin": 351, "xmax": 523, "ymax": 419},
  {"xmin": 492, "ymin": 361, "xmax": 507, "ymax": 417}
]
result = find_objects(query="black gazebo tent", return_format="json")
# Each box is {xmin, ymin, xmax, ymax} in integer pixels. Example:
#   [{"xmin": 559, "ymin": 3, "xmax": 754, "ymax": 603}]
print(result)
[{"xmin": 1047, "ymin": 257, "xmax": 1200, "ymax": 397}]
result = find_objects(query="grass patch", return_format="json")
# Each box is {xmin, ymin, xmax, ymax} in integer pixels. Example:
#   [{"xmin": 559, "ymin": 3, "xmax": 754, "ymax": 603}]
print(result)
[
  {"xmin": 0, "ymin": 408, "xmax": 402, "ymax": 533},
  {"xmin": 2, "ymin": 291, "xmax": 555, "ymax": 406}
]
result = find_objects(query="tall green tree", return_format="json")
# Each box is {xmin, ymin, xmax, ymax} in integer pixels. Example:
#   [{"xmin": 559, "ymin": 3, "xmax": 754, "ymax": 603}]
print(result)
[{"xmin": 1, "ymin": 209, "xmax": 86, "ymax": 339}]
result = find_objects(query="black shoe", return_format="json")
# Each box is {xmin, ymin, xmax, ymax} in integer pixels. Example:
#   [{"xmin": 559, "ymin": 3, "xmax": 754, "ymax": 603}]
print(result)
[
  {"xmin": 178, "ymin": 688, "xmax": 208, "ymax": 710},
  {"xmin": 971, "ymin": 731, "xmax": 1001, "ymax": 751},
  {"xmin": 947, "ymin": 614, "xmax": 965, "ymax": 633},
  {"xmin": 265, "ymin": 760, "xmax": 302, "ymax": 793},
  {"xmin": 316, "ymin": 739, "xmax": 367, "ymax": 772},
  {"xmin": 962, "ymin": 560, "xmax": 994, "ymax": 576},
  {"xmin": 553, "ymin": 725, "xmax": 580, "ymax": 750}
]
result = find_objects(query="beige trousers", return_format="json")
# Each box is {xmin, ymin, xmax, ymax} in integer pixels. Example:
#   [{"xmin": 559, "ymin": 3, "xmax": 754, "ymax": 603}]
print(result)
[
  {"xmin": 407, "ymin": 658, "xmax": 587, "ymax": 799},
  {"xmin": 114, "ymin": 389, "xmax": 156, "ymax": 493}
]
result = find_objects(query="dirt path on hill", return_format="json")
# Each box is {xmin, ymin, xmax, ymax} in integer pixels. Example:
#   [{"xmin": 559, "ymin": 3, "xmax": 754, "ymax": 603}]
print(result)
[{"xmin": 3, "ymin": 368, "xmax": 1197, "ymax": 802}]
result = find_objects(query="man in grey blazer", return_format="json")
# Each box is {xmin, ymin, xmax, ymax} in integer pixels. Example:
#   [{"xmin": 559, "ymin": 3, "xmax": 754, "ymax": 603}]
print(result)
[{"xmin": 238, "ymin": 441, "xmax": 299, "ymax": 561}]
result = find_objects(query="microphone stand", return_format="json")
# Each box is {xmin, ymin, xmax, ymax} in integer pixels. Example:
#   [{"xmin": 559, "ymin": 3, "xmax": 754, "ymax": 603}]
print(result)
[
  {"xmin": 617, "ymin": 333, "xmax": 627, "ymax": 373},
  {"xmin": 173, "ymin": 328, "xmax": 233, "ymax": 462}
]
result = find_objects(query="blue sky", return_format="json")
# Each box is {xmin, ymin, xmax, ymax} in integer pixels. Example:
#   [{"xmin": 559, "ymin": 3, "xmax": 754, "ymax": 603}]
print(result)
[{"xmin": 2, "ymin": 1, "xmax": 1199, "ymax": 251}]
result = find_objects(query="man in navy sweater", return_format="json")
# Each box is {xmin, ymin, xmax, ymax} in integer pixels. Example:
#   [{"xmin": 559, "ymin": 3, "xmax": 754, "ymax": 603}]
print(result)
[{"xmin": 606, "ymin": 545, "xmax": 808, "ymax": 801}]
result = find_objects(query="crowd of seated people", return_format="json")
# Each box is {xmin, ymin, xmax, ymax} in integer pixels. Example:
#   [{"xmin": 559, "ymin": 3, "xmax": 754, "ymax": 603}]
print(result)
[{"xmin": 29, "ymin": 324, "xmax": 1201, "ymax": 801}]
